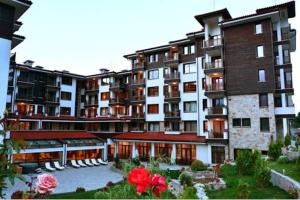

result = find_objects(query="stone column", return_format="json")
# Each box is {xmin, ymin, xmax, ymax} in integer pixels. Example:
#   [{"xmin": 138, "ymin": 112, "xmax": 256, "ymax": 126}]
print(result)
[
  {"xmin": 151, "ymin": 143, "xmax": 155, "ymax": 158},
  {"xmin": 132, "ymin": 142, "xmax": 136, "ymax": 158},
  {"xmin": 114, "ymin": 142, "xmax": 118, "ymax": 158},
  {"xmin": 103, "ymin": 143, "xmax": 108, "ymax": 161},
  {"xmin": 171, "ymin": 143, "xmax": 176, "ymax": 163}
]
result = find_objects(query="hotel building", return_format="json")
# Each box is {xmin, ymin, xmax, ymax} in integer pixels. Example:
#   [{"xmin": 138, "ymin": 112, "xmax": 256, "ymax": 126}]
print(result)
[{"xmin": 1, "ymin": 0, "xmax": 297, "ymax": 165}]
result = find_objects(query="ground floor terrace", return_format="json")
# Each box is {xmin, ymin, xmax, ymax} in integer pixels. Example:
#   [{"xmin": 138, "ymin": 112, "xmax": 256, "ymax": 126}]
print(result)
[{"xmin": 113, "ymin": 132, "xmax": 228, "ymax": 164}]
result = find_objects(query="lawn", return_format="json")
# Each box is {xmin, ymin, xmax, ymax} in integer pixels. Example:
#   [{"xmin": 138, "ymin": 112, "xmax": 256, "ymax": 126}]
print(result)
[
  {"xmin": 48, "ymin": 189, "xmax": 98, "ymax": 199},
  {"xmin": 269, "ymin": 161, "xmax": 300, "ymax": 182},
  {"xmin": 206, "ymin": 165, "xmax": 291, "ymax": 199}
]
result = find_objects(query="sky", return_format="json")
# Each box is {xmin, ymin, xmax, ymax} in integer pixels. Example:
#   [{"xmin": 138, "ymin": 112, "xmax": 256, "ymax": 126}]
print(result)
[{"xmin": 14, "ymin": 0, "xmax": 299, "ymax": 111}]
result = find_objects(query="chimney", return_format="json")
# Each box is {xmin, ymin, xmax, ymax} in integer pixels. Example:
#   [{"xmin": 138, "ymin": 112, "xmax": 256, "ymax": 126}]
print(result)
[
  {"xmin": 23, "ymin": 60, "xmax": 34, "ymax": 67},
  {"xmin": 99, "ymin": 68, "xmax": 109, "ymax": 74}
]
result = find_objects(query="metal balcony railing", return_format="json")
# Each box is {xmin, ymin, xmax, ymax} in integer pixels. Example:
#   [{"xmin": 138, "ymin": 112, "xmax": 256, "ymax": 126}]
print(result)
[
  {"xmin": 164, "ymin": 53, "xmax": 179, "ymax": 62},
  {"xmin": 165, "ymin": 91, "xmax": 180, "ymax": 98},
  {"xmin": 205, "ymin": 84, "xmax": 224, "ymax": 92},
  {"xmin": 165, "ymin": 111, "xmax": 180, "ymax": 118},
  {"xmin": 164, "ymin": 72, "xmax": 180, "ymax": 80},
  {"xmin": 203, "ymin": 37, "xmax": 222, "ymax": 48},
  {"xmin": 204, "ymin": 60, "xmax": 223, "ymax": 69},
  {"xmin": 207, "ymin": 107, "xmax": 225, "ymax": 115}
]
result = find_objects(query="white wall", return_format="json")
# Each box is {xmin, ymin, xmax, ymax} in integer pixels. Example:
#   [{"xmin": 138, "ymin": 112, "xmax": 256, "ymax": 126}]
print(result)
[
  {"xmin": 0, "ymin": 38, "xmax": 11, "ymax": 122},
  {"xmin": 196, "ymin": 144, "xmax": 209, "ymax": 164},
  {"xmin": 98, "ymin": 79, "xmax": 109, "ymax": 115},
  {"xmin": 60, "ymin": 78, "xmax": 77, "ymax": 116},
  {"xmin": 145, "ymin": 68, "xmax": 164, "ymax": 121}
]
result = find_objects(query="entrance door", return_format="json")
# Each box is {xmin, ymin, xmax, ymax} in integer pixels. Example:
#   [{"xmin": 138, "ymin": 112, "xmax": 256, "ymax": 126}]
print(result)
[{"xmin": 211, "ymin": 146, "xmax": 225, "ymax": 164}]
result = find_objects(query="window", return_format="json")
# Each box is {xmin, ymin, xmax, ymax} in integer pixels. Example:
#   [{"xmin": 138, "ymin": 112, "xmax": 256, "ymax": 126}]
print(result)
[
  {"xmin": 184, "ymin": 121, "xmax": 197, "ymax": 132},
  {"xmin": 183, "ymin": 63, "xmax": 196, "ymax": 74},
  {"xmin": 148, "ymin": 87, "xmax": 159, "ymax": 96},
  {"xmin": 184, "ymin": 46, "xmax": 189, "ymax": 55},
  {"xmin": 258, "ymin": 69, "xmax": 266, "ymax": 82},
  {"xmin": 255, "ymin": 23, "xmax": 262, "ymax": 34},
  {"xmin": 259, "ymin": 94, "xmax": 268, "ymax": 107},
  {"xmin": 202, "ymin": 78, "xmax": 206, "ymax": 90},
  {"xmin": 101, "ymin": 92, "xmax": 109, "ymax": 101},
  {"xmin": 233, "ymin": 118, "xmax": 241, "ymax": 127},
  {"xmin": 183, "ymin": 45, "xmax": 195, "ymax": 55},
  {"xmin": 60, "ymin": 107, "xmax": 71, "ymax": 116},
  {"xmin": 257, "ymin": 45, "xmax": 264, "ymax": 58},
  {"xmin": 286, "ymin": 94, "xmax": 294, "ymax": 107},
  {"xmin": 61, "ymin": 91, "xmax": 71, "ymax": 101},
  {"xmin": 203, "ymin": 99, "xmax": 207, "ymax": 110},
  {"xmin": 184, "ymin": 101, "xmax": 197, "ymax": 113},
  {"xmin": 62, "ymin": 76, "xmax": 72, "ymax": 85},
  {"xmin": 203, "ymin": 121, "xmax": 208, "ymax": 132},
  {"xmin": 100, "ymin": 123, "xmax": 109, "ymax": 131},
  {"xmin": 101, "ymin": 77, "xmax": 109, "ymax": 85},
  {"xmin": 242, "ymin": 118, "xmax": 251, "ymax": 127},
  {"xmin": 81, "ymin": 95, "xmax": 85, "ymax": 103},
  {"xmin": 274, "ymin": 94, "xmax": 282, "ymax": 107},
  {"xmin": 148, "ymin": 70, "xmax": 159, "ymax": 80},
  {"xmin": 148, "ymin": 54, "xmax": 158, "ymax": 63},
  {"xmin": 190, "ymin": 45, "xmax": 195, "ymax": 54},
  {"xmin": 100, "ymin": 107, "xmax": 109, "ymax": 116},
  {"xmin": 148, "ymin": 122, "xmax": 160, "ymax": 131},
  {"xmin": 184, "ymin": 82, "xmax": 196, "ymax": 92},
  {"xmin": 211, "ymin": 146, "xmax": 225, "ymax": 164},
  {"xmin": 148, "ymin": 104, "xmax": 159, "ymax": 114},
  {"xmin": 260, "ymin": 118, "xmax": 270, "ymax": 132}
]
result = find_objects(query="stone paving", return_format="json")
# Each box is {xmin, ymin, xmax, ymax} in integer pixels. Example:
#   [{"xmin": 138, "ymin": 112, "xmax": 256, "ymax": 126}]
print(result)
[{"xmin": 4, "ymin": 163, "xmax": 123, "ymax": 198}]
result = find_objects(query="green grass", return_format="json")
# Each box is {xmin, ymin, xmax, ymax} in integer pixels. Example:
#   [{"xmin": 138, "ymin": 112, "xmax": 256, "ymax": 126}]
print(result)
[
  {"xmin": 269, "ymin": 161, "xmax": 300, "ymax": 182},
  {"xmin": 206, "ymin": 165, "xmax": 291, "ymax": 199},
  {"xmin": 48, "ymin": 189, "xmax": 99, "ymax": 199}
]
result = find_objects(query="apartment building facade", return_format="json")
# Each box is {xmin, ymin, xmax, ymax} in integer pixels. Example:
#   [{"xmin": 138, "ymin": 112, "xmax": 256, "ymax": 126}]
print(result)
[{"xmin": 3, "ymin": 1, "xmax": 297, "ymax": 166}]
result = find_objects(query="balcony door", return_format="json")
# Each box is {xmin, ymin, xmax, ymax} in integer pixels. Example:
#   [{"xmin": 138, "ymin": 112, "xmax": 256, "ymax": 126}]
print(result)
[
  {"xmin": 211, "ymin": 77, "xmax": 223, "ymax": 90},
  {"xmin": 212, "ymin": 120, "xmax": 224, "ymax": 138}
]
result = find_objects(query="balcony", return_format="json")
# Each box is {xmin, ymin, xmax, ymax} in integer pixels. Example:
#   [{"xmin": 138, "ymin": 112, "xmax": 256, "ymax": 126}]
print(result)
[
  {"xmin": 46, "ymin": 81, "xmax": 60, "ymax": 90},
  {"xmin": 273, "ymin": 27, "xmax": 291, "ymax": 45},
  {"xmin": 165, "ymin": 111, "xmax": 181, "ymax": 120},
  {"xmin": 109, "ymin": 97, "xmax": 125, "ymax": 105},
  {"xmin": 274, "ymin": 55, "xmax": 292, "ymax": 68},
  {"xmin": 206, "ymin": 107, "xmax": 227, "ymax": 119},
  {"xmin": 204, "ymin": 60, "xmax": 224, "ymax": 75},
  {"xmin": 16, "ymin": 94, "xmax": 33, "ymax": 102},
  {"xmin": 131, "ymin": 95, "xmax": 145, "ymax": 103},
  {"xmin": 86, "ymin": 86, "xmax": 99, "ymax": 93},
  {"xmin": 164, "ymin": 72, "xmax": 180, "ymax": 83},
  {"xmin": 45, "ymin": 97, "xmax": 59, "ymax": 105},
  {"xmin": 131, "ymin": 113, "xmax": 145, "ymax": 120},
  {"xmin": 133, "ymin": 61, "xmax": 145, "ymax": 71},
  {"xmin": 206, "ymin": 130, "xmax": 228, "ymax": 144},
  {"xmin": 163, "ymin": 53, "xmax": 180, "ymax": 67},
  {"xmin": 203, "ymin": 37, "xmax": 222, "ymax": 49},
  {"xmin": 85, "ymin": 101, "xmax": 99, "ymax": 107},
  {"xmin": 164, "ymin": 91, "xmax": 180, "ymax": 102},
  {"xmin": 204, "ymin": 84, "xmax": 225, "ymax": 98},
  {"xmin": 131, "ymin": 79, "xmax": 145, "ymax": 86},
  {"xmin": 17, "ymin": 76, "xmax": 34, "ymax": 85}
]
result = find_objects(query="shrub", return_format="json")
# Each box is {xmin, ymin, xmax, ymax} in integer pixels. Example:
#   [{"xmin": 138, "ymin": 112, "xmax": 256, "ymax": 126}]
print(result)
[
  {"xmin": 236, "ymin": 150, "xmax": 260, "ymax": 175},
  {"xmin": 277, "ymin": 155, "xmax": 289, "ymax": 164},
  {"xmin": 114, "ymin": 155, "xmax": 122, "ymax": 169},
  {"xmin": 11, "ymin": 191, "xmax": 23, "ymax": 199},
  {"xmin": 285, "ymin": 134, "xmax": 292, "ymax": 147},
  {"xmin": 191, "ymin": 160, "xmax": 207, "ymax": 171},
  {"xmin": 180, "ymin": 186, "xmax": 198, "ymax": 199},
  {"xmin": 296, "ymin": 156, "xmax": 300, "ymax": 170},
  {"xmin": 122, "ymin": 161, "xmax": 135, "ymax": 175},
  {"xmin": 237, "ymin": 181, "xmax": 250, "ymax": 199},
  {"xmin": 132, "ymin": 157, "xmax": 140, "ymax": 166},
  {"xmin": 255, "ymin": 158, "xmax": 271, "ymax": 187},
  {"xmin": 288, "ymin": 188, "xmax": 298, "ymax": 199},
  {"xmin": 75, "ymin": 187, "xmax": 86, "ymax": 193},
  {"xmin": 179, "ymin": 172, "xmax": 193, "ymax": 187},
  {"xmin": 268, "ymin": 140, "xmax": 283, "ymax": 161}
]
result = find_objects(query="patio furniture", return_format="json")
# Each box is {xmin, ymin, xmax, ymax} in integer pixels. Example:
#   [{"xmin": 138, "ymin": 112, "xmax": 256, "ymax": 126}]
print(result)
[
  {"xmin": 45, "ymin": 162, "xmax": 56, "ymax": 171},
  {"xmin": 54, "ymin": 161, "xmax": 65, "ymax": 170},
  {"xmin": 71, "ymin": 160, "xmax": 81, "ymax": 168},
  {"xmin": 77, "ymin": 160, "xmax": 87, "ymax": 167},
  {"xmin": 91, "ymin": 158, "xmax": 100, "ymax": 166},
  {"xmin": 19, "ymin": 163, "xmax": 39, "ymax": 174},
  {"xmin": 97, "ymin": 158, "xmax": 108, "ymax": 165},
  {"xmin": 84, "ymin": 159, "xmax": 94, "ymax": 167}
]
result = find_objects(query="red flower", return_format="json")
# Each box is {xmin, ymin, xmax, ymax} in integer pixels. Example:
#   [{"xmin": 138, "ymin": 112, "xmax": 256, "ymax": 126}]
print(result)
[
  {"xmin": 128, "ymin": 166, "xmax": 151, "ymax": 193},
  {"xmin": 151, "ymin": 174, "xmax": 168, "ymax": 197}
]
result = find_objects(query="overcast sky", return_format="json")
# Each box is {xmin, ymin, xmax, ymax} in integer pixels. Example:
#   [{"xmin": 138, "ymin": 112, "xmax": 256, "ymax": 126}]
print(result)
[{"xmin": 13, "ymin": 0, "xmax": 299, "ymax": 112}]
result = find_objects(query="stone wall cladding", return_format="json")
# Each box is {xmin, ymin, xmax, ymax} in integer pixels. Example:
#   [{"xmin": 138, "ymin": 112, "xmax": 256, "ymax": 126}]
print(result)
[{"xmin": 228, "ymin": 94, "xmax": 276, "ymax": 158}]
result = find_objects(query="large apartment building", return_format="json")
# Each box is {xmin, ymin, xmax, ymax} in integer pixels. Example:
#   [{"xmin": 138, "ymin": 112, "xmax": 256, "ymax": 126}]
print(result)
[{"xmin": 2, "ymin": 1, "xmax": 297, "ymax": 165}]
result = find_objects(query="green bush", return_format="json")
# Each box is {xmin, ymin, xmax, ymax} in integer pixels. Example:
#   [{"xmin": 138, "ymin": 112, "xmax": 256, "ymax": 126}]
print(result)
[
  {"xmin": 255, "ymin": 158, "xmax": 271, "ymax": 187},
  {"xmin": 75, "ymin": 187, "xmax": 86, "ymax": 193},
  {"xmin": 190, "ymin": 160, "xmax": 207, "ymax": 171},
  {"xmin": 236, "ymin": 150, "xmax": 260, "ymax": 175},
  {"xmin": 122, "ymin": 161, "xmax": 135, "ymax": 176},
  {"xmin": 277, "ymin": 155, "xmax": 289, "ymax": 164},
  {"xmin": 268, "ymin": 140, "xmax": 283, "ymax": 161},
  {"xmin": 284, "ymin": 134, "xmax": 292, "ymax": 147},
  {"xmin": 180, "ymin": 186, "xmax": 198, "ymax": 199},
  {"xmin": 296, "ymin": 156, "xmax": 300, "ymax": 170},
  {"xmin": 237, "ymin": 181, "xmax": 250, "ymax": 199},
  {"xmin": 132, "ymin": 157, "xmax": 140, "ymax": 166},
  {"xmin": 114, "ymin": 155, "xmax": 122, "ymax": 169},
  {"xmin": 179, "ymin": 172, "xmax": 193, "ymax": 187}
]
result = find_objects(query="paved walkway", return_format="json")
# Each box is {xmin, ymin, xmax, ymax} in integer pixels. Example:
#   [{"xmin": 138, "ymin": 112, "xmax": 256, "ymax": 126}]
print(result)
[{"xmin": 4, "ymin": 163, "xmax": 123, "ymax": 198}]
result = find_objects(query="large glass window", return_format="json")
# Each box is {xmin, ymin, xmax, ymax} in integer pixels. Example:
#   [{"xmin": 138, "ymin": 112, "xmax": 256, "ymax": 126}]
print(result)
[
  {"xmin": 184, "ymin": 121, "xmax": 197, "ymax": 132},
  {"xmin": 184, "ymin": 101, "xmax": 197, "ymax": 113},
  {"xmin": 101, "ymin": 92, "xmax": 109, "ymax": 101},
  {"xmin": 61, "ymin": 92, "xmax": 71, "ymax": 101},
  {"xmin": 148, "ymin": 104, "xmax": 159, "ymax": 114},
  {"xmin": 148, "ymin": 87, "xmax": 159, "ymax": 96},
  {"xmin": 211, "ymin": 146, "xmax": 225, "ymax": 164},
  {"xmin": 100, "ymin": 107, "xmax": 109, "ymax": 116},
  {"xmin": 259, "ymin": 94, "xmax": 268, "ymax": 107},
  {"xmin": 62, "ymin": 76, "xmax": 72, "ymax": 85},
  {"xmin": 148, "ymin": 122, "xmax": 160, "ymax": 132},
  {"xmin": 286, "ymin": 94, "xmax": 294, "ymax": 107},
  {"xmin": 257, "ymin": 45, "xmax": 264, "ymax": 58},
  {"xmin": 184, "ymin": 82, "xmax": 196, "ymax": 92},
  {"xmin": 233, "ymin": 118, "xmax": 241, "ymax": 127},
  {"xmin": 183, "ymin": 63, "xmax": 196, "ymax": 74},
  {"xmin": 148, "ymin": 70, "xmax": 159, "ymax": 80},
  {"xmin": 60, "ymin": 107, "xmax": 71, "ymax": 116},
  {"xmin": 258, "ymin": 69, "xmax": 266, "ymax": 82}
]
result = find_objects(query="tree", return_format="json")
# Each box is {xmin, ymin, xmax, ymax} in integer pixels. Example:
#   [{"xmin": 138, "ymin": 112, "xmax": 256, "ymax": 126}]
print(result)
[
  {"xmin": 0, "ymin": 112, "xmax": 26, "ymax": 198},
  {"xmin": 292, "ymin": 112, "xmax": 300, "ymax": 128}
]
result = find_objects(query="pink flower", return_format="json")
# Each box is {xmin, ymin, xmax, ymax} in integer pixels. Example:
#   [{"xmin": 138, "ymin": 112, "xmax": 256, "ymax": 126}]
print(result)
[
  {"xmin": 151, "ymin": 174, "xmax": 168, "ymax": 197},
  {"xmin": 35, "ymin": 173, "xmax": 58, "ymax": 194}
]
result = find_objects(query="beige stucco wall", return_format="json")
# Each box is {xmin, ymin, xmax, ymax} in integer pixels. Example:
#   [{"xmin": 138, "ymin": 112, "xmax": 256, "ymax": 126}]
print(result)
[{"xmin": 228, "ymin": 94, "xmax": 276, "ymax": 159}]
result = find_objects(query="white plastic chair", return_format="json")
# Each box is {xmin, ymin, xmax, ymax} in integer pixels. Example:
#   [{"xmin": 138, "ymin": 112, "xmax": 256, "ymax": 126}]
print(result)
[
  {"xmin": 97, "ymin": 158, "xmax": 108, "ymax": 165},
  {"xmin": 71, "ymin": 160, "xmax": 80, "ymax": 168},
  {"xmin": 91, "ymin": 158, "xmax": 100, "ymax": 166},
  {"xmin": 45, "ymin": 162, "xmax": 56, "ymax": 171},
  {"xmin": 77, "ymin": 160, "xmax": 87, "ymax": 167},
  {"xmin": 54, "ymin": 161, "xmax": 65, "ymax": 170},
  {"xmin": 84, "ymin": 159, "xmax": 94, "ymax": 166}
]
